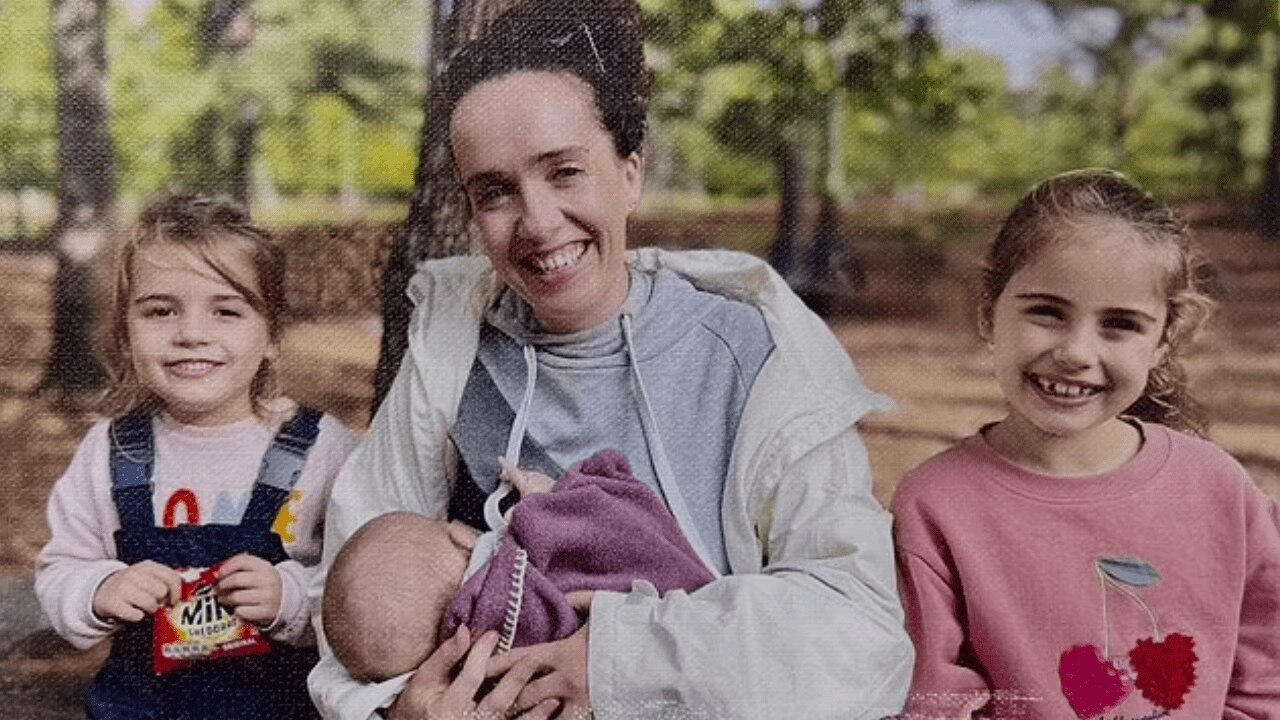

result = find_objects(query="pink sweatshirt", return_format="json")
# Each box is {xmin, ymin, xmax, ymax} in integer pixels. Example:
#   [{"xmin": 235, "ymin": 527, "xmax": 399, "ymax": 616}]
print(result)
[
  {"xmin": 36, "ymin": 403, "xmax": 356, "ymax": 650},
  {"xmin": 891, "ymin": 422, "xmax": 1280, "ymax": 719}
]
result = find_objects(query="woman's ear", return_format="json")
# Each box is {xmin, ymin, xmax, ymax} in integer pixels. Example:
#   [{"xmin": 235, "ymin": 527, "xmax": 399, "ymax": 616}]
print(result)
[
  {"xmin": 977, "ymin": 303, "xmax": 995, "ymax": 346},
  {"xmin": 622, "ymin": 152, "xmax": 644, "ymax": 213}
]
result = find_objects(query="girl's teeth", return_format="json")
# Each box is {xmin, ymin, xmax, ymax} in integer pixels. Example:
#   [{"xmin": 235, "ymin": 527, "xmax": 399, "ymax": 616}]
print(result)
[
  {"xmin": 531, "ymin": 243, "xmax": 586, "ymax": 273},
  {"xmin": 1035, "ymin": 375, "xmax": 1097, "ymax": 398}
]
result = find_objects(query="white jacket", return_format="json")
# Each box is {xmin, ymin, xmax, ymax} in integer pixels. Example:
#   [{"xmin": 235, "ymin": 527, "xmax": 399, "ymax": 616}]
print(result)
[{"xmin": 309, "ymin": 248, "xmax": 913, "ymax": 719}]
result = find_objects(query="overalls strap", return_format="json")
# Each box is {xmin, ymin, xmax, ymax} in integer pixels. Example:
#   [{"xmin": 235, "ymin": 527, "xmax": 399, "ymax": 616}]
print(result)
[
  {"xmin": 241, "ymin": 406, "xmax": 323, "ymax": 531},
  {"xmin": 109, "ymin": 408, "xmax": 158, "ymax": 530}
]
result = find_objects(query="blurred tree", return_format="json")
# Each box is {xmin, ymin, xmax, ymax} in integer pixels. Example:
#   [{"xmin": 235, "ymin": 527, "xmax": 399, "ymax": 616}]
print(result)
[
  {"xmin": 373, "ymin": 0, "xmax": 522, "ymax": 412},
  {"xmin": 0, "ymin": 0, "xmax": 57, "ymax": 234},
  {"xmin": 43, "ymin": 0, "xmax": 114, "ymax": 392},
  {"xmin": 645, "ymin": 0, "xmax": 909, "ymax": 312},
  {"xmin": 972, "ymin": 0, "xmax": 1198, "ymax": 165},
  {"xmin": 111, "ymin": 0, "xmax": 423, "ymax": 202}
]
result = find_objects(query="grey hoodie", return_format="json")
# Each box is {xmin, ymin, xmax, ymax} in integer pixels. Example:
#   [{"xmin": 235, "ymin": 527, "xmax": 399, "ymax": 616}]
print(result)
[{"xmin": 470, "ymin": 267, "xmax": 774, "ymax": 573}]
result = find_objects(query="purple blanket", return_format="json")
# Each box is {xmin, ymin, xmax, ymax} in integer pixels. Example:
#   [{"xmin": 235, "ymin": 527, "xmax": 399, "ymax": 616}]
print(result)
[{"xmin": 442, "ymin": 449, "xmax": 714, "ymax": 648}]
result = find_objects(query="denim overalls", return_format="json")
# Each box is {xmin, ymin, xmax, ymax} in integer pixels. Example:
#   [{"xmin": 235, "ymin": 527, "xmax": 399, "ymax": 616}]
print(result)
[{"xmin": 85, "ymin": 408, "xmax": 323, "ymax": 720}]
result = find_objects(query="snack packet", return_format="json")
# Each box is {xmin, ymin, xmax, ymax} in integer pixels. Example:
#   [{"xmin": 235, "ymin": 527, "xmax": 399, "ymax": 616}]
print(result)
[{"xmin": 153, "ymin": 564, "xmax": 272, "ymax": 675}]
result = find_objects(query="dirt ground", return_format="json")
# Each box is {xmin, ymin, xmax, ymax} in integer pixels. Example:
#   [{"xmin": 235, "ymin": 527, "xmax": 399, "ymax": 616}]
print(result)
[{"xmin": 1, "ymin": 214, "xmax": 1276, "ymax": 716}]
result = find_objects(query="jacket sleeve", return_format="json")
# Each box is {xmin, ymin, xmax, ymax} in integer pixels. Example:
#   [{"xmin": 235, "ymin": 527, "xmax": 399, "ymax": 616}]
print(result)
[
  {"xmin": 308, "ymin": 355, "xmax": 453, "ymax": 720},
  {"xmin": 1224, "ymin": 489, "xmax": 1280, "ymax": 719},
  {"xmin": 34, "ymin": 423, "xmax": 128, "ymax": 650},
  {"xmin": 588, "ymin": 427, "xmax": 913, "ymax": 720}
]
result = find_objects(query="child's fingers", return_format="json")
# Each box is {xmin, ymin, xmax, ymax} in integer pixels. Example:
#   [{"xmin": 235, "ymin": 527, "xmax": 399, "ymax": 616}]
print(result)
[
  {"xmin": 217, "ymin": 553, "xmax": 271, "ymax": 576},
  {"xmin": 133, "ymin": 561, "xmax": 183, "ymax": 604}
]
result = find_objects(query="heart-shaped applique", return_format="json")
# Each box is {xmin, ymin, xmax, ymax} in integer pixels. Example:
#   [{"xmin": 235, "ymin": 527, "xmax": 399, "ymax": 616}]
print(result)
[
  {"xmin": 1059, "ymin": 643, "xmax": 1133, "ymax": 718},
  {"xmin": 1129, "ymin": 633, "xmax": 1198, "ymax": 710}
]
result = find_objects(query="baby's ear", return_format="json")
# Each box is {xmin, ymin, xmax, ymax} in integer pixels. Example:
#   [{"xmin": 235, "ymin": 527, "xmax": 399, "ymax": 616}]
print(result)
[{"xmin": 446, "ymin": 521, "xmax": 479, "ymax": 552}]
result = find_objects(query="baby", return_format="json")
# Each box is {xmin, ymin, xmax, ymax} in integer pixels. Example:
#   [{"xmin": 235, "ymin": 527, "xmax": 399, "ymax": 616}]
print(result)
[{"xmin": 322, "ymin": 450, "xmax": 715, "ymax": 681}]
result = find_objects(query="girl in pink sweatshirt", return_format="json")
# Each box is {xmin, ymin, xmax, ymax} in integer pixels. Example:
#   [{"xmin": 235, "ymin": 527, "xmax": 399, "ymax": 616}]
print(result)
[
  {"xmin": 891, "ymin": 169, "xmax": 1280, "ymax": 719},
  {"xmin": 35, "ymin": 193, "xmax": 355, "ymax": 719}
]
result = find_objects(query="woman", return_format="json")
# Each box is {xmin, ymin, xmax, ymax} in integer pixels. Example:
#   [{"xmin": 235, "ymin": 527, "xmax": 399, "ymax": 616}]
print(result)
[{"xmin": 309, "ymin": 1, "xmax": 912, "ymax": 718}]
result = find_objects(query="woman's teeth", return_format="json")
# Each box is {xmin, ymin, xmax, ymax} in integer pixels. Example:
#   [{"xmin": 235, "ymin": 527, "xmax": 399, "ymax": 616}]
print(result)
[
  {"xmin": 529, "ymin": 242, "xmax": 587, "ymax": 274},
  {"xmin": 1032, "ymin": 374, "xmax": 1100, "ymax": 399}
]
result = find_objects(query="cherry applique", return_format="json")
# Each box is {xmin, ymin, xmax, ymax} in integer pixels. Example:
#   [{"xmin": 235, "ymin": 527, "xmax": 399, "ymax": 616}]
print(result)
[
  {"xmin": 1129, "ymin": 633, "xmax": 1198, "ymax": 710},
  {"xmin": 1059, "ymin": 643, "xmax": 1133, "ymax": 717},
  {"xmin": 1057, "ymin": 558, "xmax": 1198, "ymax": 717}
]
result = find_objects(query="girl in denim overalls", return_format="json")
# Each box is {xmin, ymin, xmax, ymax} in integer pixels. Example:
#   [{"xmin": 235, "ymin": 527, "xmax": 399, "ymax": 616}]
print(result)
[{"xmin": 36, "ymin": 192, "xmax": 356, "ymax": 719}]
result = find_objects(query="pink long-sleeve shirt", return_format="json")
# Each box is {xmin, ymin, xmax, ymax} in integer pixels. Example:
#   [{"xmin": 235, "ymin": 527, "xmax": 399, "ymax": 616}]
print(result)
[
  {"xmin": 891, "ymin": 421, "xmax": 1280, "ymax": 719},
  {"xmin": 36, "ymin": 403, "xmax": 356, "ymax": 650}
]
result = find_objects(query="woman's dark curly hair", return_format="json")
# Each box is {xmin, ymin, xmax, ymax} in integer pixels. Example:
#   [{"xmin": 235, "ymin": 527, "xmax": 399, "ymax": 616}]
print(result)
[
  {"xmin": 439, "ymin": 0, "xmax": 651, "ymax": 158},
  {"xmin": 980, "ymin": 169, "xmax": 1220, "ymax": 436}
]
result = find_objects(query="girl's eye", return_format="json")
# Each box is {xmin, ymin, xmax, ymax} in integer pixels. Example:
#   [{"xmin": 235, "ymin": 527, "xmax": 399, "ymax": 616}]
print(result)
[
  {"xmin": 139, "ymin": 305, "xmax": 175, "ymax": 319},
  {"xmin": 1102, "ymin": 317, "xmax": 1143, "ymax": 333},
  {"xmin": 215, "ymin": 307, "xmax": 245, "ymax": 319}
]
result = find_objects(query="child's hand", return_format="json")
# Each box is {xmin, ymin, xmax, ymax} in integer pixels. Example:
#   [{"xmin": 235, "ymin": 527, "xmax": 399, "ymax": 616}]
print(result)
[
  {"xmin": 498, "ymin": 457, "xmax": 556, "ymax": 496},
  {"xmin": 214, "ymin": 553, "xmax": 282, "ymax": 627},
  {"xmin": 92, "ymin": 560, "xmax": 183, "ymax": 624}
]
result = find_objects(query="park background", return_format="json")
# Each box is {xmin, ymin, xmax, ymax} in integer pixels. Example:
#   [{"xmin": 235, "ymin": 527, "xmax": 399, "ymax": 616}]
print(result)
[{"xmin": 2, "ymin": 0, "xmax": 1278, "ymax": 714}]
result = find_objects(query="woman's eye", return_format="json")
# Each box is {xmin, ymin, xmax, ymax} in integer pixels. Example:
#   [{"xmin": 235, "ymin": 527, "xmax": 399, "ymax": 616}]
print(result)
[
  {"xmin": 1025, "ymin": 304, "xmax": 1063, "ymax": 321},
  {"xmin": 474, "ymin": 184, "xmax": 512, "ymax": 209},
  {"xmin": 215, "ymin": 307, "xmax": 245, "ymax": 319},
  {"xmin": 551, "ymin": 165, "xmax": 584, "ymax": 182}
]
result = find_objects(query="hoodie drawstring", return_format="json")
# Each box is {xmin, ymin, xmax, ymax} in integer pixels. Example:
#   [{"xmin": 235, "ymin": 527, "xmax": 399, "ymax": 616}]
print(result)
[
  {"xmin": 621, "ymin": 313, "xmax": 721, "ymax": 578},
  {"xmin": 484, "ymin": 344, "xmax": 538, "ymax": 532}
]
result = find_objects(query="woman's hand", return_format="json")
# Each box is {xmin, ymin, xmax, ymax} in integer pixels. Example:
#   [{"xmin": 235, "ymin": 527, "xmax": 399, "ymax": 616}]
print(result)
[
  {"xmin": 91, "ymin": 560, "xmax": 183, "ymax": 623},
  {"xmin": 503, "ymin": 624, "xmax": 591, "ymax": 719},
  {"xmin": 388, "ymin": 626, "xmax": 557, "ymax": 720},
  {"xmin": 215, "ymin": 553, "xmax": 282, "ymax": 627}
]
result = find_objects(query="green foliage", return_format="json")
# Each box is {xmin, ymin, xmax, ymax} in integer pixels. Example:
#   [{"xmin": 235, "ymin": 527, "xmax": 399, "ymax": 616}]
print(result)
[
  {"xmin": 109, "ymin": 0, "xmax": 425, "ymax": 201},
  {"xmin": 0, "ymin": 0, "xmax": 57, "ymax": 193}
]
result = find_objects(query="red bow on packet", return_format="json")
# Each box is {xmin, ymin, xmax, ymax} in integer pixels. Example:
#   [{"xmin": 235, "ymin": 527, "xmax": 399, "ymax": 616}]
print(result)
[{"xmin": 153, "ymin": 564, "xmax": 272, "ymax": 675}]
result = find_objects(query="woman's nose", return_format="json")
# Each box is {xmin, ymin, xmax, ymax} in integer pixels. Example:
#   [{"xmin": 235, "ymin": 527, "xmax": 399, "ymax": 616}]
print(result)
[{"xmin": 515, "ymin": 186, "xmax": 562, "ymax": 242}]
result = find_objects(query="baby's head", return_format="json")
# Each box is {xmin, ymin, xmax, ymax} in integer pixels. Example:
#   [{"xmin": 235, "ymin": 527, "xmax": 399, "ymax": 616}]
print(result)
[
  {"xmin": 101, "ymin": 191, "xmax": 286, "ymax": 422},
  {"xmin": 322, "ymin": 512, "xmax": 478, "ymax": 681}
]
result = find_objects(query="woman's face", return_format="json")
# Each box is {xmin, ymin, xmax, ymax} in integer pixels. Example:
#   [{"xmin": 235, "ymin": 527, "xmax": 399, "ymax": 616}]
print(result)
[{"xmin": 450, "ymin": 71, "xmax": 643, "ymax": 334}]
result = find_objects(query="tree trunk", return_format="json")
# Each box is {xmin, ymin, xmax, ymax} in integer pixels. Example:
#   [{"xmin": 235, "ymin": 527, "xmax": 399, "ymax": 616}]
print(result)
[
  {"xmin": 372, "ymin": 0, "xmax": 524, "ymax": 413},
  {"xmin": 231, "ymin": 96, "xmax": 258, "ymax": 207},
  {"xmin": 767, "ymin": 129, "xmax": 806, "ymax": 278},
  {"xmin": 805, "ymin": 67, "xmax": 864, "ymax": 313},
  {"xmin": 1259, "ymin": 38, "xmax": 1280, "ymax": 239},
  {"xmin": 42, "ymin": 0, "xmax": 114, "ymax": 393}
]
